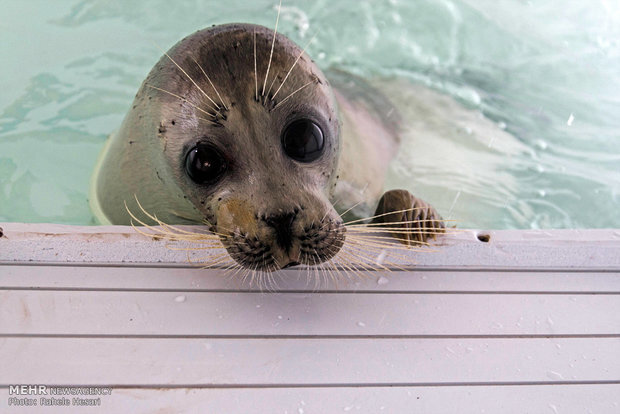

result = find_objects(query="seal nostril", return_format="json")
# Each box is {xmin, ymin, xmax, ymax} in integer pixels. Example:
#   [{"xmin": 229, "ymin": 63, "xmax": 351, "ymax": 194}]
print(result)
[{"xmin": 265, "ymin": 212, "xmax": 297, "ymax": 251}]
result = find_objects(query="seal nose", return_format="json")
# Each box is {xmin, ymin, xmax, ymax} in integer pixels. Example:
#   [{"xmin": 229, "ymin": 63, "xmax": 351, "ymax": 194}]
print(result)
[{"xmin": 265, "ymin": 211, "xmax": 297, "ymax": 251}]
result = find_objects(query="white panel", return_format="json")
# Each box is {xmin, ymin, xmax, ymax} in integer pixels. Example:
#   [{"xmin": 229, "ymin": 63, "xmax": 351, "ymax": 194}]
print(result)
[
  {"xmin": 2, "ymin": 385, "xmax": 620, "ymax": 414},
  {"xmin": 1, "ymin": 338, "xmax": 619, "ymax": 385},
  {"xmin": 2, "ymin": 290, "xmax": 619, "ymax": 336},
  {"xmin": 1, "ymin": 265, "xmax": 620, "ymax": 293}
]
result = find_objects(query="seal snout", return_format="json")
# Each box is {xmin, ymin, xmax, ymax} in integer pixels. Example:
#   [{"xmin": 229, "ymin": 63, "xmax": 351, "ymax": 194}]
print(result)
[
  {"xmin": 264, "ymin": 210, "xmax": 298, "ymax": 252},
  {"xmin": 217, "ymin": 198, "xmax": 345, "ymax": 272}
]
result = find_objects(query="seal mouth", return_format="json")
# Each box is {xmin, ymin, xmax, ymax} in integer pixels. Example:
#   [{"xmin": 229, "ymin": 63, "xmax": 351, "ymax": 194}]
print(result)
[{"xmin": 220, "ymin": 218, "xmax": 345, "ymax": 272}]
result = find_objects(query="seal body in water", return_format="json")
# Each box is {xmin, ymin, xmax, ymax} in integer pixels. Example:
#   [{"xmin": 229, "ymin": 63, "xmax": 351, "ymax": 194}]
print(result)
[{"xmin": 89, "ymin": 23, "xmax": 444, "ymax": 270}]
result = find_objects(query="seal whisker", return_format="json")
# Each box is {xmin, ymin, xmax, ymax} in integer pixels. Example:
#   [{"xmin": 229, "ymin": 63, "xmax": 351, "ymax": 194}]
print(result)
[
  {"xmin": 346, "ymin": 233, "xmax": 437, "ymax": 249},
  {"xmin": 271, "ymin": 32, "xmax": 318, "ymax": 101},
  {"xmin": 253, "ymin": 28, "xmax": 258, "ymax": 102},
  {"xmin": 344, "ymin": 240, "xmax": 423, "ymax": 265},
  {"xmin": 237, "ymin": 262, "xmax": 252, "ymax": 286},
  {"xmin": 339, "ymin": 245, "xmax": 382, "ymax": 273},
  {"xmin": 266, "ymin": 269, "xmax": 279, "ymax": 292},
  {"xmin": 328, "ymin": 245, "xmax": 365, "ymax": 280},
  {"xmin": 126, "ymin": 203, "xmax": 194, "ymax": 239},
  {"xmin": 337, "ymin": 198, "xmax": 366, "ymax": 219},
  {"xmin": 340, "ymin": 243, "xmax": 404, "ymax": 273},
  {"xmin": 332, "ymin": 247, "xmax": 374, "ymax": 280},
  {"xmin": 313, "ymin": 250, "xmax": 328, "ymax": 288},
  {"xmin": 265, "ymin": 73, "xmax": 280, "ymax": 99},
  {"xmin": 347, "ymin": 230, "xmax": 449, "ymax": 244},
  {"xmin": 189, "ymin": 55, "xmax": 229, "ymax": 111},
  {"xmin": 196, "ymin": 252, "xmax": 231, "ymax": 264},
  {"xmin": 127, "ymin": 197, "xmax": 226, "ymax": 239},
  {"xmin": 272, "ymin": 80, "xmax": 314, "ymax": 110},
  {"xmin": 197, "ymin": 116, "xmax": 221, "ymax": 126},
  {"xmin": 155, "ymin": 45, "xmax": 222, "ymax": 114},
  {"xmin": 200, "ymin": 259, "xmax": 236, "ymax": 272},
  {"xmin": 165, "ymin": 244, "xmax": 225, "ymax": 251},
  {"xmin": 341, "ymin": 243, "xmax": 394, "ymax": 271},
  {"xmin": 262, "ymin": 0, "xmax": 283, "ymax": 97},
  {"xmin": 146, "ymin": 85, "xmax": 217, "ymax": 118},
  {"xmin": 319, "ymin": 250, "xmax": 342, "ymax": 288},
  {"xmin": 346, "ymin": 227, "xmax": 450, "ymax": 237},
  {"xmin": 328, "ymin": 248, "xmax": 353, "ymax": 282},
  {"xmin": 189, "ymin": 252, "xmax": 229, "ymax": 266},
  {"xmin": 223, "ymin": 261, "xmax": 243, "ymax": 280},
  {"xmin": 343, "ymin": 206, "xmax": 451, "ymax": 225},
  {"xmin": 347, "ymin": 236, "xmax": 431, "ymax": 256},
  {"xmin": 346, "ymin": 218, "xmax": 457, "ymax": 228}
]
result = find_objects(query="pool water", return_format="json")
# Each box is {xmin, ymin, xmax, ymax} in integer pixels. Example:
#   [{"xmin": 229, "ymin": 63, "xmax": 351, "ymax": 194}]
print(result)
[{"xmin": 1, "ymin": 0, "xmax": 619, "ymax": 228}]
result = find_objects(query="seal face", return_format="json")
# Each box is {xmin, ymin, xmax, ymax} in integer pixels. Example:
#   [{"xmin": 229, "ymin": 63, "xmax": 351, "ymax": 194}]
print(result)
[{"xmin": 91, "ymin": 24, "xmax": 345, "ymax": 271}]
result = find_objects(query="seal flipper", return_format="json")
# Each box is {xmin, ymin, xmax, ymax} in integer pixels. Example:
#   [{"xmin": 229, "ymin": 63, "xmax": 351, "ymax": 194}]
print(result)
[{"xmin": 371, "ymin": 189, "xmax": 445, "ymax": 245}]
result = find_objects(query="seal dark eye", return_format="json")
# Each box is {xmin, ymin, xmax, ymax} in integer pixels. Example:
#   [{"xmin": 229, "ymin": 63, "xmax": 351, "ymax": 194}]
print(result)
[
  {"xmin": 281, "ymin": 119, "xmax": 324, "ymax": 162},
  {"xmin": 185, "ymin": 143, "xmax": 227, "ymax": 184}
]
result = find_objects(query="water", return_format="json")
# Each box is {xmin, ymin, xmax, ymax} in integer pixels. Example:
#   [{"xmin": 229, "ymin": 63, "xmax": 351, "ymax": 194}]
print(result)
[{"xmin": 1, "ymin": 0, "xmax": 619, "ymax": 228}]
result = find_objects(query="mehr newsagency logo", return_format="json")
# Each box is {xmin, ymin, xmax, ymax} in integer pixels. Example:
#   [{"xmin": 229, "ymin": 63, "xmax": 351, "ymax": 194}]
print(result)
[{"xmin": 8, "ymin": 385, "xmax": 112, "ymax": 407}]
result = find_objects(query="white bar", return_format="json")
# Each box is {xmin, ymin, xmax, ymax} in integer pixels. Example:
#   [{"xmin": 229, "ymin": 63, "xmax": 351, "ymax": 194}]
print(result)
[
  {"xmin": 2, "ymin": 385, "xmax": 620, "ymax": 414},
  {"xmin": 2, "ymin": 224, "xmax": 620, "ymax": 269},
  {"xmin": 1, "ymin": 265, "xmax": 619, "ymax": 292},
  {"xmin": 2, "ymin": 290, "xmax": 619, "ymax": 336},
  {"xmin": 1, "ymin": 338, "xmax": 619, "ymax": 385}
]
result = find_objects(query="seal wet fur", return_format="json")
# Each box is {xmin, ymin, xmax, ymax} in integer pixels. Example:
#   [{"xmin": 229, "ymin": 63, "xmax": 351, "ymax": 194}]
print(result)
[{"xmin": 90, "ymin": 23, "xmax": 446, "ymax": 272}]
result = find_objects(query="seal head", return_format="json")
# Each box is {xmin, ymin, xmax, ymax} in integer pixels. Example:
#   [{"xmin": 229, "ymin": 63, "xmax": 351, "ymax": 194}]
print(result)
[{"xmin": 91, "ymin": 24, "xmax": 344, "ymax": 270}]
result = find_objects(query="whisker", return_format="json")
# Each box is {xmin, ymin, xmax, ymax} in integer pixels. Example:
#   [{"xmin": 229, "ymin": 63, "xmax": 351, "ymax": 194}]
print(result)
[
  {"xmin": 146, "ymin": 85, "xmax": 216, "ymax": 119},
  {"xmin": 152, "ymin": 44, "xmax": 222, "ymax": 114},
  {"xmin": 340, "ymin": 246, "xmax": 395, "ymax": 274},
  {"xmin": 165, "ymin": 244, "xmax": 224, "ymax": 251},
  {"xmin": 341, "ymin": 242, "xmax": 409, "ymax": 272},
  {"xmin": 346, "ymin": 236, "xmax": 436, "ymax": 255},
  {"xmin": 314, "ymin": 250, "xmax": 330, "ymax": 289},
  {"xmin": 338, "ymin": 198, "xmax": 367, "ymax": 219},
  {"xmin": 346, "ymin": 218, "xmax": 456, "ymax": 228},
  {"xmin": 343, "ymin": 206, "xmax": 448, "ymax": 225},
  {"xmin": 190, "ymin": 55, "xmax": 229, "ymax": 110},
  {"xmin": 346, "ymin": 233, "xmax": 435, "ymax": 247},
  {"xmin": 265, "ymin": 72, "xmax": 280, "ymax": 98},
  {"xmin": 346, "ymin": 235, "xmax": 428, "ymax": 256},
  {"xmin": 197, "ymin": 116, "xmax": 221, "ymax": 126},
  {"xmin": 254, "ymin": 28, "xmax": 258, "ymax": 102},
  {"xmin": 346, "ymin": 227, "xmax": 450, "ymax": 237},
  {"xmin": 262, "ymin": 0, "xmax": 283, "ymax": 97},
  {"xmin": 329, "ymin": 246, "xmax": 371, "ymax": 280},
  {"xmin": 271, "ymin": 32, "xmax": 318, "ymax": 101},
  {"xmin": 129, "ymin": 196, "xmax": 224, "ymax": 239},
  {"xmin": 272, "ymin": 80, "xmax": 314, "ymax": 110},
  {"xmin": 335, "ymin": 247, "xmax": 380, "ymax": 278}
]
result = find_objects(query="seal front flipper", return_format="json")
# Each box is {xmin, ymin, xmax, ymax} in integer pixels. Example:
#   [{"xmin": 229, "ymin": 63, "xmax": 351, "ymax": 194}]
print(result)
[{"xmin": 371, "ymin": 189, "xmax": 445, "ymax": 245}]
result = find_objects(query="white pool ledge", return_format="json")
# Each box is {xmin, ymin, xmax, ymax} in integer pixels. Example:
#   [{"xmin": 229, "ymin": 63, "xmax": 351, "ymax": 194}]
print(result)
[
  {"xmin": 1, "ymin": 223, "xmax": 619, "ymax": 269},
  {"xmin": 1, "ymin": 223, "xmax": 619, "ymax": 413}
]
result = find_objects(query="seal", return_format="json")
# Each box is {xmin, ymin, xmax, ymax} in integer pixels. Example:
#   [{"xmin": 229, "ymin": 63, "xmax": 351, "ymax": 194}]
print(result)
[{"xmin": 89, "ymin": 23, "xmax": 445, "ymax": 271}]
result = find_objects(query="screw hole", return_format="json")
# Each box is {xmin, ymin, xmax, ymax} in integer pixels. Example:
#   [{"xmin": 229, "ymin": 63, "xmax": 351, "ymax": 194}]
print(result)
[{"xmin": 477, "ymin": 233, "xmax": 491, "ymax": 243}]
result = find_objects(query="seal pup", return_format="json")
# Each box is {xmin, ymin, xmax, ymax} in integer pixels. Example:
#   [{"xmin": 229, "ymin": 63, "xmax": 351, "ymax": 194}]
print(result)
[{"xmin": 89, "ymin": 23, "xmax": 445, "ymax": 271}]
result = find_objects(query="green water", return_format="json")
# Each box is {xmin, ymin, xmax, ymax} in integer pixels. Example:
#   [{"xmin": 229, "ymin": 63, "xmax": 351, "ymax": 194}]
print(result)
[{"xmin": 1, "ymin": 0, "xmax": 619, "ymax": 228}]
